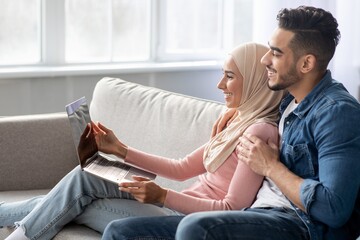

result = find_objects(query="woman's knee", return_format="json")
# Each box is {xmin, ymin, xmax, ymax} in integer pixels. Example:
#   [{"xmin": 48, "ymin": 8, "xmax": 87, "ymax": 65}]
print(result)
[{"xmin": 65, "ymin": 166, "xmax": 95, "ymax": 185}]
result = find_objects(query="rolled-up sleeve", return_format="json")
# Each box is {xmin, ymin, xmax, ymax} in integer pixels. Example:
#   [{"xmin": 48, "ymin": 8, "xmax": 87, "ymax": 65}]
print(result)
[{"xmin": 299, "ymin": 100, "xmax": 360, "ymax": 228}]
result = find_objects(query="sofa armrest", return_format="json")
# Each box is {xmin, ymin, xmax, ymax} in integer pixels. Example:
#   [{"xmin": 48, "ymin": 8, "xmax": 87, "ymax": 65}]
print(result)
[{"xmin": 0, "ymin": 113, "xmax": 78, "ymax": 191}]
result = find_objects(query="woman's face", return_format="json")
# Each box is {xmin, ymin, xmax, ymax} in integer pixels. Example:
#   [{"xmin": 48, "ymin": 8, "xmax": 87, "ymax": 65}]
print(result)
[{"xmin": 217, "ymin": 55, "xmax": 243, "ymax": 108}]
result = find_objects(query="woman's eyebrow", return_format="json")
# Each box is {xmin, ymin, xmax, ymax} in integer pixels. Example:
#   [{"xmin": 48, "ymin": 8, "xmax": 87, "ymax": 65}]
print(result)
[{"xmin": 223, "ymin": 70, "xmax": 235, "ymax": 74}]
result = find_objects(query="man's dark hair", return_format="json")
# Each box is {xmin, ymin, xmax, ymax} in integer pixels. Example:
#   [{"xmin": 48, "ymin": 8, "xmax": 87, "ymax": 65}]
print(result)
[{"xmin": 277, "ymin": 6, "xmax": 340, "ymax": 71}]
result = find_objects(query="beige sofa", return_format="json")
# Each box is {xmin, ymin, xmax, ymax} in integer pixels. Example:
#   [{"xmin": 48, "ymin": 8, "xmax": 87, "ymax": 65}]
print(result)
[{"xmin": 0, "ymin": 77, "xmax": 224, "ymax": 239}]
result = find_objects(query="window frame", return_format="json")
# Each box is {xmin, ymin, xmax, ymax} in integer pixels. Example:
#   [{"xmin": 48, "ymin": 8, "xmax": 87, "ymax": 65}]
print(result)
[{"xmin": 42, "ymin": 0, "xmax": 65, "ymax": 65}]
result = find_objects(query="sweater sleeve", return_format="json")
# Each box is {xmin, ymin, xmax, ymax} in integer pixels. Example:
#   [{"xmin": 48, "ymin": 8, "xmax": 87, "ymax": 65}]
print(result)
[
  {"xmin": 164, "ymin": 158, "xmax": 264, "ymax": 214},
  {"xmin": 125, "ymin": 145, "xmax": 207, "ymax": 181},
  {"xmin": 164, "ymin": 123, "xmax": 279, "ymax": 214}
]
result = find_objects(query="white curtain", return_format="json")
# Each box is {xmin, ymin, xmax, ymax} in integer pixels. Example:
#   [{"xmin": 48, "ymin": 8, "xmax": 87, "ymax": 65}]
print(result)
[
  {"xmin": 250, "ymin": 0, "xmax": 359, "ymax": 100},
  {"xmin": 332, "ymin": 0, "xmax": 359, "ymax": 99}
]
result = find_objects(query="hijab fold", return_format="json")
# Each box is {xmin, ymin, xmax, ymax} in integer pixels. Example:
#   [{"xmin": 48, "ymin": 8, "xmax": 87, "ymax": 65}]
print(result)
[{"xmin": 203, "ymin": 43, "xmax": 284, "ymax": 172}]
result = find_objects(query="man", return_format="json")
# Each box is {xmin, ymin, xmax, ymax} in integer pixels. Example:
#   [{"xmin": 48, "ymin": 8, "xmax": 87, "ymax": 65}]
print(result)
[{"xmin": 102, "ymin": 6, "xmax": 360, "ymax": 240}]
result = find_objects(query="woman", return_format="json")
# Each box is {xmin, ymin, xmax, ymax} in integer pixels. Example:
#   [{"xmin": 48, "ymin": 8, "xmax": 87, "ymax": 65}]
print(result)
[{"xmin": 2, "ymin": 42, "xmax": 284, "ymax": 240}]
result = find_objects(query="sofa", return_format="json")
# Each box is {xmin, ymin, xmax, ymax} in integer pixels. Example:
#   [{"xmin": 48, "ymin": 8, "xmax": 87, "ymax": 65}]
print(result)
[{"xmin": 0, "ymin": 77, "xmax": 225, "ymax": 239}]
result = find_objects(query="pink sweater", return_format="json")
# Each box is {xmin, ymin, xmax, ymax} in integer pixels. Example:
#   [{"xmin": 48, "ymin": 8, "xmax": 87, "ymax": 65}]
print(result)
[{"xmin": 125, "ymin": 122, "xmax": 278, "ymax": 214}]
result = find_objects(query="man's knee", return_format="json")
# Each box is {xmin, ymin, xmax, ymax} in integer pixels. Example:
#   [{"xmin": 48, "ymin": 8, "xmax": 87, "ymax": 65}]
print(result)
[
  {"xmin": 176, "ymin": 212, "xmax": 213, "ymax": 240},
  {"xmin": 102, "ymin": 220, "xmax": 125, "ymax": 240}
]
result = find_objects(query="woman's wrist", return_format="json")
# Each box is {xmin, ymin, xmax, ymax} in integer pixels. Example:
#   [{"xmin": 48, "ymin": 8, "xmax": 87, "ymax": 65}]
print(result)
[
  {"xmin": 117, "ymin": 143, "xmax": 128, "ymax": 159},
  {"xmin": 159, "ymin": 188, "xmax": 168, "ymax": 205}
]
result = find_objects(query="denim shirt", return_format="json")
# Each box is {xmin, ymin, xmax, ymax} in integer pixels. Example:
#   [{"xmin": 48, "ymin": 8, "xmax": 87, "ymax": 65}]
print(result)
[{"xmin": 279, "ymin": 71, "xmax": 360, "ymax": 240}]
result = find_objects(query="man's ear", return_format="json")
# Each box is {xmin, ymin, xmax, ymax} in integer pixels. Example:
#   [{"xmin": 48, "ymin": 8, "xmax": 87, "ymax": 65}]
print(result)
[{"xmin": 300, "ymin": 54, "xmax": 316, "ymax": 73}]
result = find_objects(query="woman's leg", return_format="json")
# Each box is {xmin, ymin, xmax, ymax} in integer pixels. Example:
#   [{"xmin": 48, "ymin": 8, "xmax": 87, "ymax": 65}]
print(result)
[
  {"xmin": 11, "ymin": 166, "xmax": 131, "ymax": 240},
  {"xmin": 0, "ymin": 196, "xmax": 44, "ymax": 228},
  {"xmin": 102, "ymin": 216, "xmax": 184, "ymax": 240},
  {"xmin": 74, "ymin": 198, "xmax": 183, "ymax": 233}
]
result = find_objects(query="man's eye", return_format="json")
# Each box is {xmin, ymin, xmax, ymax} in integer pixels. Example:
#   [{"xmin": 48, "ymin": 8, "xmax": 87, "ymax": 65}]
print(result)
[{"xmin": 272, "ymin": 51, "xmax": 281, "ymax": 56}]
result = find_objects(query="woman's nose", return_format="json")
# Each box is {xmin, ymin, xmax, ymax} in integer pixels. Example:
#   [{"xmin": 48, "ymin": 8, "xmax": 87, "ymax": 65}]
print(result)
[{"xmin": 217, "ymin": 77, "xmax": 225, "ymax": 89}]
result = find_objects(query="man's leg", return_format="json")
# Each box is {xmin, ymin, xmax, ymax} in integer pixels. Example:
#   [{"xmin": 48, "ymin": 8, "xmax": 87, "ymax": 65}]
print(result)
[
  {"xmin": 102, "ymin": 216, "xmax": 184, "ymax": 240},
  {"xmin": 177, "ymin": 208, "xmax": 309, "ymax": 240}
]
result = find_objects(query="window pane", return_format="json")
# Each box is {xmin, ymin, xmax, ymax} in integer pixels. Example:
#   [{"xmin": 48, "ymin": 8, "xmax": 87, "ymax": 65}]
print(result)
[
  {"xmin": 112, "ymin": 0, "xmax": 150, "ymax": 61},
  {"xmin": 65, "ymin": 0, "xmax": 111, "ymax": 63},
  {"xmin": 65, "ymin": 0, "xmax": 150, "ymax": 63},
  {"xmin": 165, "ymin": 0, "xmax": 222, "ymax": 54},
  {"xmin": 233, "ymin": 0, "xmax": 253, "ymax": 46},
  {"xmin": 0, "ymin": 0, "xmax": 40, "ymax": 65}
]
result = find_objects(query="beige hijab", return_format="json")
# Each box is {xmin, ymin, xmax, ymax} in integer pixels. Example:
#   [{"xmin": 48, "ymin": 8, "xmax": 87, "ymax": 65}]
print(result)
[{"xmin": 203, "ymin": 42, "xmax": 284, "ymax": 172}]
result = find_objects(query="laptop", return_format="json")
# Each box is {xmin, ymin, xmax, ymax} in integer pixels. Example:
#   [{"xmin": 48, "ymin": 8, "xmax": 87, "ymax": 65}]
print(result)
[{"xmin": 65, "ymin": 96, "xmax": 156, "ymax": 184}]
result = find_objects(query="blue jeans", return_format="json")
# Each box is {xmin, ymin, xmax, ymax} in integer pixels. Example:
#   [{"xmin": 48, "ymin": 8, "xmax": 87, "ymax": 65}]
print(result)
[
  {"xmin": 0, "ymin": 166, "xmax": 181, "ymax": 240},
  {"xmin": 102, "ymin": 208, "xmax": 309, "ymax": 240}
]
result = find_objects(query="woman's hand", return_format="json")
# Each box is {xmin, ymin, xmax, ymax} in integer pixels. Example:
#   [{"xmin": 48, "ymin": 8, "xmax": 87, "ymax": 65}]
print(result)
[
  {"xmin": 211, "ymin": 108, "xmax": 239, "ymax": 138},
  {"xmin": 91, "ymin": 122, "xmax": 128, "ymax": 158},
  {"xmin": 77, "ymin": 123, "xmax": 98, "ymax": 164},
  {"xmin": 119, "ymin": 176, "xmax": 168, "ymax": 204}
]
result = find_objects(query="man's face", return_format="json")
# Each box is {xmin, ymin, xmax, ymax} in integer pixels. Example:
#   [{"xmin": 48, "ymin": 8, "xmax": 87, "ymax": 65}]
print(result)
[{"xmin": 261, "ymin": 28, "xmax": 302, "ymax": 92}]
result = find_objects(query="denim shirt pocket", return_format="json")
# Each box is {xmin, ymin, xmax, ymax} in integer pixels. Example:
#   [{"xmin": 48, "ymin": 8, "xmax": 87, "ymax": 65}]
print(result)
[{"xmin": 282, "ymin": 143, "xmax": 315, "ymax": 178}]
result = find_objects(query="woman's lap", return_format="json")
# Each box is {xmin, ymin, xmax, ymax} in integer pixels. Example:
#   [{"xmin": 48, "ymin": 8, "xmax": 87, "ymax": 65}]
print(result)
[{"xmin": 75, "ymin": 198, "xmax": 182, "ymax": 233}]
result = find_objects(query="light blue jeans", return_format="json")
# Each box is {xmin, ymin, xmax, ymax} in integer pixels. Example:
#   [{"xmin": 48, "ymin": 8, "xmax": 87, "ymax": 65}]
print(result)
[{"xmin": 0, "ymin": 166, "xmax": 182, "ymax": 240}]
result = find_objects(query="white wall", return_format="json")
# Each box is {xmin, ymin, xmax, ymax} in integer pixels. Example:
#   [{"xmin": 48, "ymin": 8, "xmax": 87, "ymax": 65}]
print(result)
[
  {"xmin": 0, "ymin": 69, "xmax": 224, "ymax": 116},
  {"xmin": 333, "ymin": 0, "xmax": 360, "ymax": 100}
]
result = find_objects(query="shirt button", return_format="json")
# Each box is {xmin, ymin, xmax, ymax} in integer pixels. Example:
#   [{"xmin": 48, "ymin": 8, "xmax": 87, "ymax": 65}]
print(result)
[{"xmin": 286, "ymin": 121, "xmax": 290, "ymax": 125}]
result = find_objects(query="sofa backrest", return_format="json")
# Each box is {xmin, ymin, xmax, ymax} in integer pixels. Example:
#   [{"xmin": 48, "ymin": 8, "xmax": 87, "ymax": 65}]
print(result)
[
  {"xmin": 0, "ymin": 113, "xmax": 78, "ymax": 191},
  {"xmin": 90, "ymin": 77, "xmax": 225, "ymax": 159},
  {"xmin": 89, "ymin": 78, "xmax": 225, "ymax": 190}
]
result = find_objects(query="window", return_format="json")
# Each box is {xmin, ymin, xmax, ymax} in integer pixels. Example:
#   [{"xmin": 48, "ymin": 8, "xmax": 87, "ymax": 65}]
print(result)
[
  {"xmin": 158, "ymin": 0, "xmax": 224, "ymax": 60},
  {"xmin": 0, "ymin": 0, "xmax": 253, "ymax": 67},
  {"xmin": 0, "ymin": 0, "xmax": 41, "ymax": 65},
  {"xmin": 65, "ymin": 0, "xmax": 150, "ymax": 63}
]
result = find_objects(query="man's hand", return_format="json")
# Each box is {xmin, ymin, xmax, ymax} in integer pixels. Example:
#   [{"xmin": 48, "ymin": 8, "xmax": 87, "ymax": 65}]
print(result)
[
  {"xmin": 211, "ymin": 108, "xmax": 238, "ymax": 138},
  {"xmin": 237, "ymin": 132, "xmax": 280, "ymax": 177},
  {"xmin": 238, "ymin": 133, "xmax": 305, "ymax": 211},
  {"xmin": 119, "ymin": 176, "xmax": 168, "ymax": 204}
]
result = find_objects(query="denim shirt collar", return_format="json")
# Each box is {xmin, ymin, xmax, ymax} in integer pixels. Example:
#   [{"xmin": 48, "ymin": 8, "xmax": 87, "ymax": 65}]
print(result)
[{"xmin": 279, "ymin": 70, "xmax": 333, "ymax": 119}]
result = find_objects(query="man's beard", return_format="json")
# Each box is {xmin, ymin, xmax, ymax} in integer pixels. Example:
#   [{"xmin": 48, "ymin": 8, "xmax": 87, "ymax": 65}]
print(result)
[{"xmin": 267, "ymin": 65, "xmax": 300, "ymax": 91}]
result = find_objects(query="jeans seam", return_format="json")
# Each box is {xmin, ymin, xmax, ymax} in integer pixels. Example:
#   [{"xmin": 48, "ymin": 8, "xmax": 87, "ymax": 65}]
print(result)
[
  {"xmin": 83, "ymin": 190, "xmax": 135, "ymax": 217},
  {"xmin": 89, "ymin": 204, "xmax": 134, "ymax": 217}
]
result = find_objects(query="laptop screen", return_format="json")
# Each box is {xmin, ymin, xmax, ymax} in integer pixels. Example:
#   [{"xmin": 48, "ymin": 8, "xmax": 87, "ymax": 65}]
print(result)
[{"xmin": 66, "ymin": 97, "xmax": 98, "ymax": 167}]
